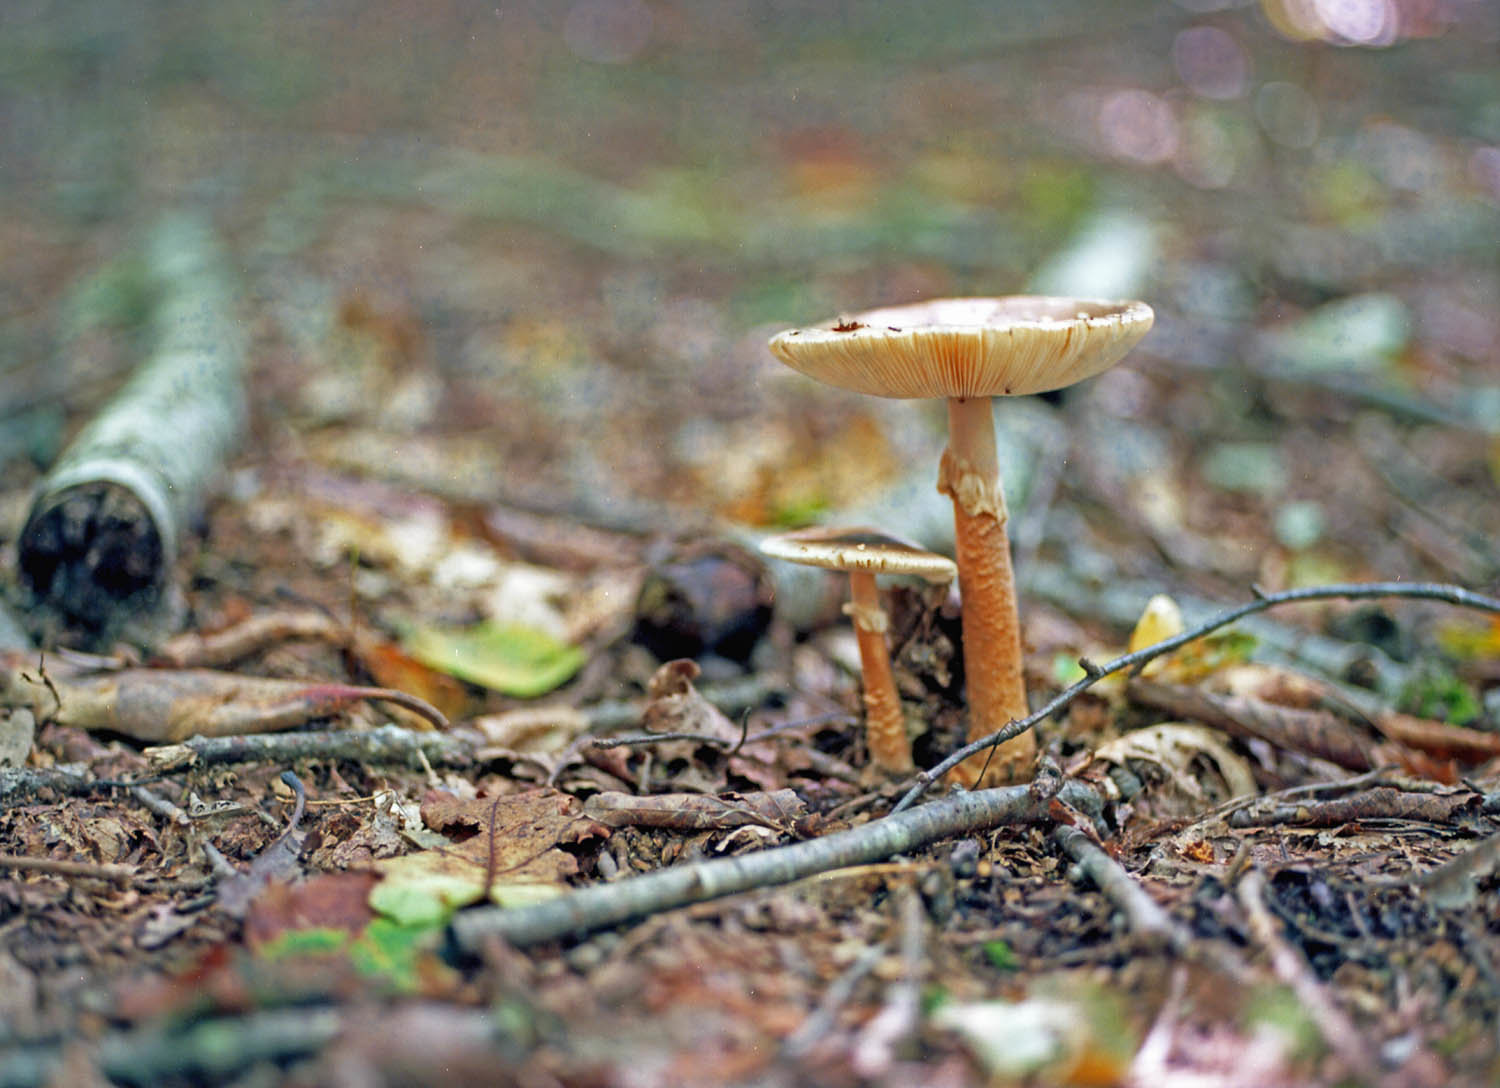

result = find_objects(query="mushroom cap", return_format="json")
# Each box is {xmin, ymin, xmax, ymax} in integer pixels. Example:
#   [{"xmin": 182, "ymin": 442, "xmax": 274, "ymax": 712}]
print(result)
[
  {"xmin": 768, "ymin": 296, "xmax": 1153, "ymax": 400},
  {"xmin": 759, "ymin": 526, "xmax": 957, "ymax": 583}
]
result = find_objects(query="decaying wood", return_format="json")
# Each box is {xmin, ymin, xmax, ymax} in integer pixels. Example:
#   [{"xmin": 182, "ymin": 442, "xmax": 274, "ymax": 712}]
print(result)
[
  {"xmin": 1227, "ymin": 785, "xmax": 1481, "ymax": 828},
  {"xmin": 1128, "ymin": 678, "xmax": 1378, "ymax": 770},
  {"xmin": 17, "ymin": 214, "xmax": 247, "ymax": 647},
  {"xmin": 450, "ymin": 780, "xmax": 1099, "ymax": 951}
]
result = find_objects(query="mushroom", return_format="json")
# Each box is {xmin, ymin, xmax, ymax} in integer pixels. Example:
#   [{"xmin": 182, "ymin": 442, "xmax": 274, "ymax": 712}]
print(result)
[
  {"xmin": 759, "ymin": 526, "xmax": 957, "ymax": 774},
  {"xmin": 769, "ymin": 297, "xmax": 1153, "ymax": 786}
]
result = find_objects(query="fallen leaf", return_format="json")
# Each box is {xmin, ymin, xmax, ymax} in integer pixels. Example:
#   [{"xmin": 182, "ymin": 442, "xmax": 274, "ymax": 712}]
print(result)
[
  {"xmin": 368, "ymin": 789, "xmax": 610, "ymax": 925},
  {"xmin": 401, "ymin": 620, "xmax": 585, "ymax": 697},
  {"xmin": 358, "ymin": 638, "xmax": 471, "ymax": 722}
]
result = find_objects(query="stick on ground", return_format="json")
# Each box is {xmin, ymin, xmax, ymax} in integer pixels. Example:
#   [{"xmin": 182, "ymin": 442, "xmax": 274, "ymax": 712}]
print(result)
[
  {"xmin": 450, "ymin": 781, "xmax": 1097, "ymax": 951},
  {"xmin": 896, "ymin": 581, "xmax": 1500, "ymax": 813}
]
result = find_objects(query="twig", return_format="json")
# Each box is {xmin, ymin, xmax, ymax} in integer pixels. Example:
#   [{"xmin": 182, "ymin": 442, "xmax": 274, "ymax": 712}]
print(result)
[
  {"xmin": 0, "ymin": 1006, "xmax": 343, "ymax": 1088},
  {"xmin": 894, "ymin": 581, "xmax": 1500, "ymax": 813},
  {"xmin": 450, "ymin": 781, "xmax": 1096, "ymax": 951},
  {"xmin": 782, "ymin": 945, "xmax": 885, "ymax": 1059},
  {"xmin": 1237, "ymin": 869, "xmax": 1381, "ymax": 1082},
  {"xmin": 1228, "ymin": 786, "xmax": 1479, "ymax": 830},
  {"xmin": 0, "ymin": 761, "xmax": 98, "ymax": 807},
  {"xmin": 0, "ymin": 853, "xmax": 134, "ymax": 882},
  {"xmin": 1052, "ymin": 825, "xmax": 1181, "ymax": 948},
  {"xmin": 129, "ymin": 784, "xmax": 191, "ymax": 828},
  {"xmin": 852, "ymin": 883, "xmax": 925, "ymax": 1076},
  {"xmin": 143, "ymin": 723, "xmax": 479, "ymax": 771}
]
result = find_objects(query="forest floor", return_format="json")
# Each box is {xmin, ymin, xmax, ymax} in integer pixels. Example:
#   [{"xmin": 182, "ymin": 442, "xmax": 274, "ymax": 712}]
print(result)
[{"xmin": 3, "ymin": 2, "xmax": 1500, "ymax": 1084}]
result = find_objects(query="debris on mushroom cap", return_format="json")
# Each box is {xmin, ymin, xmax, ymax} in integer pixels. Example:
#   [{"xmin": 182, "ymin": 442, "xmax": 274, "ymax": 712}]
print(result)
[
  {"xmin": 768, "ymin": 295, "xmax": 1153, "ymax": 400},
  {"xmin": 759, "ymin": 526, "xmax": 957, "ymax": 583}
]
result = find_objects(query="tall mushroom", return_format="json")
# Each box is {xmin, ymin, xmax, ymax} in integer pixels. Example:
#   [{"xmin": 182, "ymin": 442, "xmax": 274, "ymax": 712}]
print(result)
[
  {"xmin": 760, "ymin": 526, "xmax": 956, "ymax": 774},
  {"xmin": 769, "ymin": 297, "xmax": 1153, "ymax": 787}
]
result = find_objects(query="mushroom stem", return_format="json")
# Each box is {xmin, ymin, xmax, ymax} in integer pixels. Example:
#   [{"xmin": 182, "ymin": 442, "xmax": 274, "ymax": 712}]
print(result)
[
  {"xmin": 939, "ymin": 396, "xmax": 1034, "ymax": 786},
  {"xmin": 845, "ymin": 570, "xmax": 912, "ymax": 772}
]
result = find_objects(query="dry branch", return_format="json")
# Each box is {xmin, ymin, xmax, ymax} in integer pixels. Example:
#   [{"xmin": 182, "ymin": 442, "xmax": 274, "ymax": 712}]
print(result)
[
  {"xmin": 1237, "ymin": 869, "xmax": 1381, "ymax": 1082},
  {"xmin": 0, "ymin": 761, "xmax": 99, "ymax": 807},
  {"xmin": 1052, "ymin": 825, "xmax": 1181, "ymax": 948},
  {"xmin": 1127, "ymin": 678, "xmax": 1377, "ymax": 770},
  {"xmin": 0, "ymin": 1007, "xmax": 342, "ymax": 1088},
  {"xmin": 17, "ymin": 214, "xmax": 246, "ymax": 647},
  {"xmin": 1228, "ymin": 786, "xmax": 1480, "ymax": 829},
  {"xmin": 143, "ymin": 723, "xmax": 479, "ymax": 771},
  {"xmin": 450, "ymin": 781, "xmax": 1098, "ymax": 951},
  {"xmin": 896, "ymin": 581, "xmax": 1500, "ymax": 813}
]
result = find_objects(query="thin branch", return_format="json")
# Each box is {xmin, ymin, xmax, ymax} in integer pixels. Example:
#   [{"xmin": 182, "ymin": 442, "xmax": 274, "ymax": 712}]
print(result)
[
  {"xmin": 143, "ymin": 723, "xmax": 479, "ymax": 771},
  {"xmin": 1238, "ymin": 869, "xmax": 1381, "ymax": 1082},
  {"xmin": 129, "ymin": 784, "xmax": 191, "ymax": 828},
  {"xmin": 450, "ymin": 781, "xmax": 1097, "ymax": 951},
  {"xmin": 894, "ymin": 581, "xmax": 1500, "ymax": 813},
  {"xmin": 0, "ymin": 1007, "xmax": 343, "ymax": 1088},
  {"xmin": 782, "ymin": 945, "xmax": 884, "ymax": 1059},
  {"xmin": 0, "ymin": 762, "xmax": 98, "ymax": 807},
  {"xmin": 1052, "ymin": 825, "xmax": 1181, "ymax": 949},
  {"xmin": 0, "ymin": 853, "xmax": 134, "ymax": 882}
]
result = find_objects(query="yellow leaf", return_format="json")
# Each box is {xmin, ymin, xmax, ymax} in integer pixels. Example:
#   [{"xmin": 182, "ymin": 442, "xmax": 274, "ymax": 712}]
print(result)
[{"xmin": 1129, "ymin": 594, "xmax": 1184, "ymax": 653}]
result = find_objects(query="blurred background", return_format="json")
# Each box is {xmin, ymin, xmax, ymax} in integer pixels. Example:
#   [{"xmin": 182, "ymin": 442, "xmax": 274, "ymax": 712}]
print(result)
[{"xmin": 3, "ymin": 0, "xmax": 1499, "ymax": 623}]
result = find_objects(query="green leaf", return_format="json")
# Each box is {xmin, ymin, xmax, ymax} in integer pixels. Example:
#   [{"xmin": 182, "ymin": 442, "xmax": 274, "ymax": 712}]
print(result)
[
  {"xmin": 255, "ymin": 926, "xmax": 350, "ymax": 960},
  {"xmin": 368, "ymin": 852, "xmax": 485, "ymax": 927},
  {"xmin": 348, "ymin": 919, "xmax": 442, "ymax": 992},
  {"xmin": 983, "ymin": 939, "xmax": 1019, "ymax": 971},
  {"xmin": 401, "ymin": 620, "xmax": 585, "ymax": 698}
]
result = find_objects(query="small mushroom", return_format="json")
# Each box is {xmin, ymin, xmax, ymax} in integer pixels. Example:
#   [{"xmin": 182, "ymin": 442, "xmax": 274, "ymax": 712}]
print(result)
[
  {"xmin": 760, "ymin": 526, "xmax": 957, "ymax": 773},
  {"xmin": 770, "ymin": 297, "xmax": 1153, "ymax": 786}
]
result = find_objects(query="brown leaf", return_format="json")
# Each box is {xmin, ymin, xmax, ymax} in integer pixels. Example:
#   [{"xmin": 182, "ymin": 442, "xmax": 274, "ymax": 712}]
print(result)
[
  {"xmin": 244, "ymin": 872, "xmax": 378, "ymax": 952},
  {"xmin": 421, "ymin": 788, "xmax": 611, "ymax": 885},
  {"xmin": 357, "ymin": 638, "xmax": 471, "ymax": 723}
]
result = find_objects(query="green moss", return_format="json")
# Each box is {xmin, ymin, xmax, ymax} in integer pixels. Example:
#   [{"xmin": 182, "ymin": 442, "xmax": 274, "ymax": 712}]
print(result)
[{"xmin": 1400, "ymin": 662, "xmax": 1483, "ymax": 726}]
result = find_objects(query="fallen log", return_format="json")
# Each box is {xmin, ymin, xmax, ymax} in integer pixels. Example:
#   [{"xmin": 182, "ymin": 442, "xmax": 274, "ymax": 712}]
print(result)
[{"xmin": 17, "ymin": 213, "xmax": 247, "ymax": 648}]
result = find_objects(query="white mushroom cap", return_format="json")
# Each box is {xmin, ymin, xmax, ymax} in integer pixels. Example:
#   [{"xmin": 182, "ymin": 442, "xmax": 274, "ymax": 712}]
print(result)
[
  {"xmin": 768, "ymin": 296, "xmax": 1154, "ymax": 400},
  {"xmin": 759, "ymin": 526, "xmax": 956, "ymax": 583}
]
